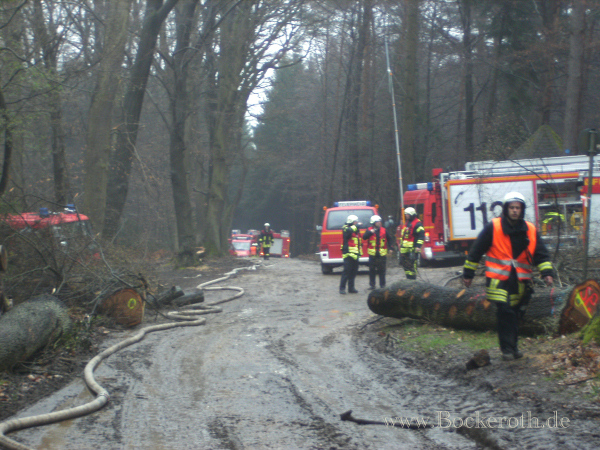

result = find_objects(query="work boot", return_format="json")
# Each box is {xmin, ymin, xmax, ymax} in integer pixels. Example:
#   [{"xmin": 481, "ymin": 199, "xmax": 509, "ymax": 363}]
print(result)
[
  {"xmin": 339, "ymin": 289, "xmax": 346, "ymax": 295},
  {"xmin": 501, "ymin": 352, "xmax": 514, "ymax": 361},
  {"xmin": 514, "ymin": 350, "xmax": 524, "ymax": 359},
  {"xmin": 348, "ymin": 289, "xmax": 359, "ymax": 294},
  {"xmin": 367, "ymin": 285, "xmax": 375, "ymax": 290}
]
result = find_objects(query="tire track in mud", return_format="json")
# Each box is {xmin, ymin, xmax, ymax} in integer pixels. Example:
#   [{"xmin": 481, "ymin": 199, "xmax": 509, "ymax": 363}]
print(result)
[{"xmin": 350, "ymin": 327, "xmax": 599, "ymax": 450}]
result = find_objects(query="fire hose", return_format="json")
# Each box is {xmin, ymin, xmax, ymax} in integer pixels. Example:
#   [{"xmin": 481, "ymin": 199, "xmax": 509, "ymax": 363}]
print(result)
[{"xmin": 0, "ymin": 265, "xmax": 257, "ymax": 450}]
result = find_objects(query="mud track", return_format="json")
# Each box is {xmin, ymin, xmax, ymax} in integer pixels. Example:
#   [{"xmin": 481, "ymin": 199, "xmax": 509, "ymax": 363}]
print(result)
[{"xmin": 4, "ymin": 259, "xmax": 599, "ymax": 449}]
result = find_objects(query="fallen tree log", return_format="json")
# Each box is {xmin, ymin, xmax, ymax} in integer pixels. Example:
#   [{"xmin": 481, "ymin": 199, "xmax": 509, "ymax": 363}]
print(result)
[
  {"xmin": 172, "ymin": 289, "xmax": 204, "ymax": 308},
  {"xmin": 367, "ymin": 280, "xmax": 600, "ymax": 336},
  {"xmin": 0, "ymin": 295, "xmax": 71, "ymax": 371},
  {"xmin": 153, "ymin": 286, "xmax": 184, "ymax": 307}
]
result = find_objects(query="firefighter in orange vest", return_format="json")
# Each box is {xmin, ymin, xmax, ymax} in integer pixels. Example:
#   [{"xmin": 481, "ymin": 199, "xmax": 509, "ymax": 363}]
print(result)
[
  {"xmin": 399, "ymin": 207, "xmax": 425, "ymax": 279},
  {"xmin": 362, "ymin": 214, "xmax": 397, "ymax": 289},
  {"xmin": 463, "ymin": 192, "xmax": 554, "ymax": 361},
  {"xmin": 339, "ymin": 214, "xmax": 361, "ymax": 294}
]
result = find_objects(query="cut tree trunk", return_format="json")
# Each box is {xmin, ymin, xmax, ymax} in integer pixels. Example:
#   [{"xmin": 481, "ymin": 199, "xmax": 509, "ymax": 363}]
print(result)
[
  {"xmin": 173, "ymin": 290, "xmax": 205, "ymax": 308},
  {"xmin": 367, "ymin": 280, "xmax": 596, "ymax": 336},
  {"xmin": 0, "ymin": 295, "xmax": 71, "ymax": 371}
]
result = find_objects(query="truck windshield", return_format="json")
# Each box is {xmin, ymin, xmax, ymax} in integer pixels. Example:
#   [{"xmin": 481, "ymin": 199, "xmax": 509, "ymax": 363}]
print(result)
[
  {"xmin": 326, "ymin": 209, "xmax": 375, "ymax": 230},
  {"xmin": 232, "ymin": 241, "xmax": 251, "ymax": 251}
]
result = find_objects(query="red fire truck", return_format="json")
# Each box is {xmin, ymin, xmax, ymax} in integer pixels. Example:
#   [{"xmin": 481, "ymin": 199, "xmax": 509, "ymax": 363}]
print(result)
[
  {"xmin": 229, "ymin": 234, "xmax": 258, "ymax": 257},
  {"xmin": 1, "ymin": 206, "xmax": 93, "ymax": 238},
  {"xmin": 317, "ymin": 200, "xmax": 379, "ymax": 274},
  {"xmin": 402, "ymin": 155, "xmax": 590, "ymax": 265},
  {"xmin": 259, "ymin": 230, "xmax": 290, "ymax": 258}
]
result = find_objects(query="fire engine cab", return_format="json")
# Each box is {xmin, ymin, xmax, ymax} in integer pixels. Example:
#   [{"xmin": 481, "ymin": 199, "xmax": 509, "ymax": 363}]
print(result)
[
  {"xmin": 403, "ymin": 155, "xmax": 591, "ymax": 265},
  {"xmin": 317, "ymin": 200, "xmax": 378, "ymax": 274}
]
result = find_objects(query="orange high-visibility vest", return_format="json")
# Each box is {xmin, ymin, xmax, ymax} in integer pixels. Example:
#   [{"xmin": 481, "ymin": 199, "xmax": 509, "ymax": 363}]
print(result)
[{"xmin": 485, "ymin": 218, "xmax": 536, "ymax": 281}]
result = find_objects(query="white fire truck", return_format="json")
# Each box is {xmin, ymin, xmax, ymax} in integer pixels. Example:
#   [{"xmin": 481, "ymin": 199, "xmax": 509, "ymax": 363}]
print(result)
[{"xmin": 403, "ymin": 155, "xmax": 600, "ymax": 265}]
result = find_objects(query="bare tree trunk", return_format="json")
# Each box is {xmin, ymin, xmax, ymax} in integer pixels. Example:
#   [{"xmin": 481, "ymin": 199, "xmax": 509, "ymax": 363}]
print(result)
[
  {"xmin": 103, "ymin": 0, "xmax": 179, "ymax": 240},
  {"xmin": 539, "ymin": 0, "xmax": 559, "ymax": 126},
  {"xmin": 169, "ymin": 0, "xmax": 200, "ymax": 262},
  {"xmin": 401, "ymin": 0, "xmax": 419, "ymax": 186},
  {"xmin": 460, "ymin": 0, "xmax": 474, "ymax": 162},
  {"xmin": 0, "ymin": 83, "xmax": 12, "ymax": 196},
  {"xmin": 32, "ymin": 0, "xmax": 70, "ymax": 205},
  {"xmin": 84, "ymin": 0, "xmax": 133, "ymax": 229},
  {"xmin": 347, "ymin": 1, "xmax": 370, "ymax": 198},
  {"xmin": 563, "ymin": 0, "xmax": 586, "ymax": 154}
]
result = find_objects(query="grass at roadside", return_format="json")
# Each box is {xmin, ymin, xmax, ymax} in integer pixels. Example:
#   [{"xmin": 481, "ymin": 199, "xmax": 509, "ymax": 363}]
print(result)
[{"xmin": 379, "ymin": 319, "xmax": 497, "ymax": 354}]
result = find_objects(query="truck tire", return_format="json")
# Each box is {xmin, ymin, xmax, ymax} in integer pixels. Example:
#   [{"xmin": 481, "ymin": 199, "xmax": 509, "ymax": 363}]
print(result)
[
  {"xmin": 321, "ymin": 263, "xmax": 333, "ymax": 275},
  {"xmin": 417, "ymin": 253, "xmax": 429, "ymax": 268}
]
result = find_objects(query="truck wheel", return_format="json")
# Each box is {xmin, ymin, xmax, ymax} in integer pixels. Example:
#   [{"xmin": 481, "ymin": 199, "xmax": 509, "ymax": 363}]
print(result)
[
  {"xmin": 321, "ymin": 264, "xmax": 333, "ymax": 275},
  {"xmin": 417, "ymin": 253, "xmax": 429, "ymax": 268}
]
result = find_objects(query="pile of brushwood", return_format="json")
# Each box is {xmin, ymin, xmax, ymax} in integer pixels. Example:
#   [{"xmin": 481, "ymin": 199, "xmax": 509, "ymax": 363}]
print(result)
[{"xmin": 0, "ymin": 211, "xmax": 165, "ymax": 372}]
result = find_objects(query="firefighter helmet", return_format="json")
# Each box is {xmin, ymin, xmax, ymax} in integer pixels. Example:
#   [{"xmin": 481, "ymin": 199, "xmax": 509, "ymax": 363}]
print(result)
[
  {"xmin": 404, "ymin": 207, "xmax": 417, "ymax": 217},
  {"xmin": 503, "ymin": 192, "xmax": 526, "ymax": 205},
  {"xmin": 370, "ymin": 215, "xmax": 382, "ymax": 224},
  {"xmin": 346, "ymin": 214, "xmax": 359, "ymax": 223},
  {"xmin": 264, "ymin": 223, "xmax": 270, "ymax": 227},
  {"xmin": 502, "ymin": 192, "xmax": 526, "ymax": 219}
]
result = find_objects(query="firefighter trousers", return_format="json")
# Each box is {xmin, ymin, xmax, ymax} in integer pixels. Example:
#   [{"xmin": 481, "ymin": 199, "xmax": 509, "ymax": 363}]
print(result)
[
  {"xmin": 340, "ymin": 256, "xmax": 359, "ymax": 291},
  {"xmin": 368, "ymin": 255, "xmax": 387, "ymax": 288},
  {"xmin": 400, "ymin": 253, "xmax": 417, "ymax": 280},
  {"xmin": 496, "ymin": 301, "xmax": 520, "ymax": 355}
]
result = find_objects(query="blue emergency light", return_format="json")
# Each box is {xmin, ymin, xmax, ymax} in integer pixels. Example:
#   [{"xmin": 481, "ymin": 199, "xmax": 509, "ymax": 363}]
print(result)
[{"xmin": 39, "ymin": 207, "xmax": 50, "ymax": 218}]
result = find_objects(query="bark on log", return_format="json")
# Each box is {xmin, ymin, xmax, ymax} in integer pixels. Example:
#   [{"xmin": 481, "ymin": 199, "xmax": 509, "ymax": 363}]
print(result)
[
  {"xmin": 367, "ymin": 280, "xmax": 574, "ymax": 336},
  {"xmin": 0, "ymin": 295, "xmax": 71, "ymax": 371},
  {"xmin": 172, "ymin": 290, "xmax": 204, "ymax": 308}
]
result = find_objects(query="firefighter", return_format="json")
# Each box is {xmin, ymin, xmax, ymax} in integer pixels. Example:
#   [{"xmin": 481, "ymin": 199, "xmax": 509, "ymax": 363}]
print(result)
[
  {"xmin": 362, "ymin": 214, "xmax": 397, "ymax": 289},
  {"xmin": 259, "ymin": 223, "xmax": 274, "ymax": 260},
  {"xmin": 399, "ymin": 207, "xmax": 425, "ymax": 280},
  {"xmin": 339, "ymin": 214, "xmax": 361, "ymax": 294},
  {"xmin": 462, "ymin": 192, "xmax": 554, "ymax": 361}
]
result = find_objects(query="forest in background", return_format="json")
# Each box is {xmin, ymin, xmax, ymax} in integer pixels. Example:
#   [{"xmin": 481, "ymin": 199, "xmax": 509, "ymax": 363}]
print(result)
[{"xmin": 1, "ymin": 0, "xmax": 599, "ymax": 260}]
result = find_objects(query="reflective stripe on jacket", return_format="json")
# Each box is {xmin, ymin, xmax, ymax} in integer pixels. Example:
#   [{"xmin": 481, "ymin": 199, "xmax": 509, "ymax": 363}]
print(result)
[
  {"xmin": 342, "ymin": 224, "xmax": 362, "ymax": 259},
  {"xmin": 400, "ymin": 218, "xmax": 424, "ymax": 253},
  {"xmin": 485, "ymin": 218, "xmax": 536, "ymax": 282},
  {"xmin": 366, "ymin": 226, "xmax": 388, "ymax": 256}
]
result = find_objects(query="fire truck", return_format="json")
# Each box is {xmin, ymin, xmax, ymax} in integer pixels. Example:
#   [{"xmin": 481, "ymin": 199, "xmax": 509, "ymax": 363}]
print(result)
[
  {"xmin": 1, "ymin": 206, "xmax": 93, "ymax": 240},
  {"xmin": 258, "ymin": 230, "xmax": 290, "ymax": 258},
  {"xmin": 229, "ymin": 233, "xmax": 258, "ymax": 257},
  {"xmin": 229, "ymin": 230, "xmax": 291, "ymax": 258},
  {"xmin": 317, "ymin": 200, "xmax": 379, "ymax": 274},
  {"xmin": 403, "ymin": 155, "xmax": 596, "ymax": 265}
]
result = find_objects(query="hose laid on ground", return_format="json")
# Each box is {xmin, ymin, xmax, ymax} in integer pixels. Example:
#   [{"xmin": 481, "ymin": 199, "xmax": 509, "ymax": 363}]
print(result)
[{"xmin": 0, "ymin": 265, "xmax": 257, "ymax": 450}]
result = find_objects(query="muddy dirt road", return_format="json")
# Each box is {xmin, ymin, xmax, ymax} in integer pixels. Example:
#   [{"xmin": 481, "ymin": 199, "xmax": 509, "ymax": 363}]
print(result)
[{"xmin": 4, "ymin": 259, "xmax": 599, "ymax": 449}]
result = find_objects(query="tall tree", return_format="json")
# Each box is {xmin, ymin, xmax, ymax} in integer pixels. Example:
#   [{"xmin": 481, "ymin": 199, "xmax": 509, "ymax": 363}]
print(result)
[
  {"xmin": 103, "ymin": 0, "xmax": 179, "ymax": 240},
  {"xmin": 563, "ymin": 0, "xmax": 586, "ymax": 154},
  {"xmin": 202, "ymin": 0, "xmax": 304, "ymax": 256},
  {"xmin": 31, "ymin": 0, "xmax": 70, "ymax": 204},
  {"xmin": 84, "ymin": 0, "xmax": 133, "ymax": 229},
  {"xmin": 400, "ymin": 0, "xmax": 419, "ymax": 185}
]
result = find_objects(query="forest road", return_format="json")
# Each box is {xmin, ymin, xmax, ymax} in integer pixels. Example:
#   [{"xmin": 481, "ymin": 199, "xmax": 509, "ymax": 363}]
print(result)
[{"xmin": 4, "ymin": 258, "xmax": 599, "ymax": 450}]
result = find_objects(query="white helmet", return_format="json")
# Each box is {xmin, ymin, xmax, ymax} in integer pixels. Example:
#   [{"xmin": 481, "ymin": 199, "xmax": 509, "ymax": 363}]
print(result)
[
  {"xmin": 404, "ymin": 207, "xmax": 417, "ymax": 216},
  {"xmin": 370, "ymin": 215, "xmax": 382, "ymax": 224},
  {"xmin": 264, "ymin": 223, "xmax": 270, "ymax": 227},
  {"xmin": 503, "ymin": 192, "xmax": 526, "ymax": 205},
  {"xmin": 503, "ymin": 192, "xmax": 526, "ymax": 218},
  {"xmin": 346, "ymin": 214, "xmax": 359, "ymax": 223}
]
